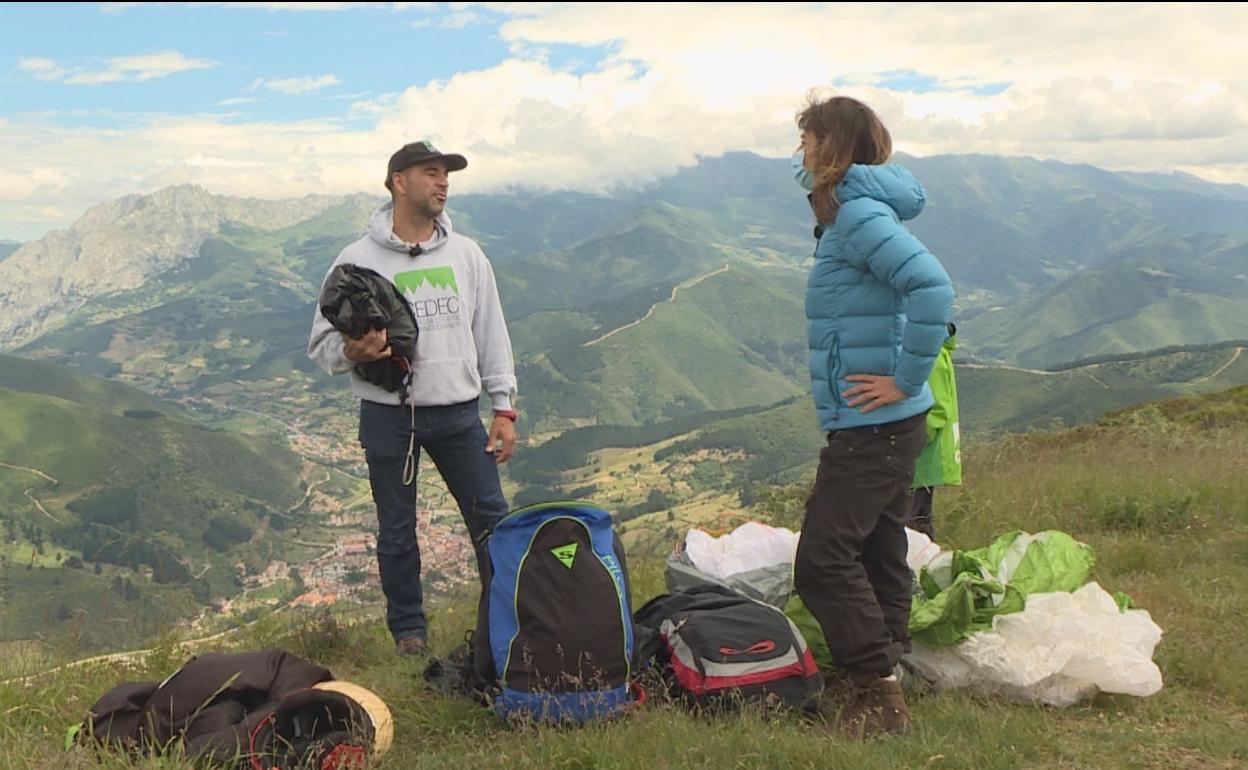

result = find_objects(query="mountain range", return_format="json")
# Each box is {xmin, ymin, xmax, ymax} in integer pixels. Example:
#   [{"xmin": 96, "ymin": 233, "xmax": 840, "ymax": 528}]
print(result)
[
  {"xmin": 3, "ymin": 152, "xmax": 1243, "ymax": 381},
  {"xmin": 2, "ymin": 150, "xmax": 1246, "ymax": 652}
]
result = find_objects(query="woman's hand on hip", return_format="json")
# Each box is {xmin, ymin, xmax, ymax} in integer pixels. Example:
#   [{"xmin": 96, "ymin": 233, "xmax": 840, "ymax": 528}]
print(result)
[{"xmin": 842, "ymin": 374, "xmax": 907, "ymax": 413}]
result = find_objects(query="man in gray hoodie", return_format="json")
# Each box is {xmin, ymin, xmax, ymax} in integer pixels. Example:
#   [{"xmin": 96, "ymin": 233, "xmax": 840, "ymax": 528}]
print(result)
[{"xmin": 308, "ymin": 141, "xmax": 517, "ymax": 655}]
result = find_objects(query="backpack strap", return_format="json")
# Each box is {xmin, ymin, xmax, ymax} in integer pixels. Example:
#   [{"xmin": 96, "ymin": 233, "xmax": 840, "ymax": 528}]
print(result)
[{"xmin": 422, "ymin": 635, "xmax": 497, "ymax": 706}]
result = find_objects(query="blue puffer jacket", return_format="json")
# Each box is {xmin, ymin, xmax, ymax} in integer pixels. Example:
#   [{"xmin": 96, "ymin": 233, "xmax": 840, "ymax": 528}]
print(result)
[{"xmin": 806, "ymin": 163, "xmax": 954, "ymax": 431}]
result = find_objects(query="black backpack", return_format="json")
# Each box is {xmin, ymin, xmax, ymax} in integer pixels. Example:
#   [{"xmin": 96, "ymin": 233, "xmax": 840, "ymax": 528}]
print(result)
[
  {"xmin": 424, "ymin": 502, "xmax": 638, "ymax": 725},
  {"xmin": 634, "ymin": 584, "xmax": 821, "ymax": 712}
]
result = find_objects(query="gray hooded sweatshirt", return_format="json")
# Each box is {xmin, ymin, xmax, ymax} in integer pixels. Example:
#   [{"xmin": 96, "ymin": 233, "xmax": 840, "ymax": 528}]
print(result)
[{"xmin": 308, "ymin": 202, "xmax": 516, "ymax": 411}]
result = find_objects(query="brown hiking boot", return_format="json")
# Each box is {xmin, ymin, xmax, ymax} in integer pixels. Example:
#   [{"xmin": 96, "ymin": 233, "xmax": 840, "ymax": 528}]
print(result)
[{"xmin": 831, "ymin": 676, "xmax": 911, "ymax": 738}]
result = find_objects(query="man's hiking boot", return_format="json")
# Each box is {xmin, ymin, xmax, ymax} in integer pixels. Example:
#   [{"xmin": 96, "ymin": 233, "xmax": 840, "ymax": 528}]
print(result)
[
  {"xmin": 395, "ymin": 636, "xmax": 428, "ymax": 656},
  {"xmin": 828, "ymin": 674, "xmax": 911, "ymax": 738}
]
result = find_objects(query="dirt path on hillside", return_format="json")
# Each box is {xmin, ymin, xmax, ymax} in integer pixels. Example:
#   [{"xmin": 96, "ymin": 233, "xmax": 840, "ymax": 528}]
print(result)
[
  {"xmin": 0, "ymin": 462, "xmax": 61, "ymax": 522},
  {"xmin": 583, "ymin": 265, "xmax": 730, "ymax": 347},
  {"xmin": 1193, "ymin": 347, "xmax": 1245, "ymax": 384}
]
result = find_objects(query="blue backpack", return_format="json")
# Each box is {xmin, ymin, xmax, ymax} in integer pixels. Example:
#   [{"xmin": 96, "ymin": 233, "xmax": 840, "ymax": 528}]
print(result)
[{"xmin": 470, "ymin": 501, "xmax": 636, "ymax": 724}]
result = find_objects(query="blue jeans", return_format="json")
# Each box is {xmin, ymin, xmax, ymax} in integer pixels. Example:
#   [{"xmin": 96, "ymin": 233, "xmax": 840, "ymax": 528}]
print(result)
[{"xmin": 357, "ymin": 398, "xmax": 508, "ymax": 643}]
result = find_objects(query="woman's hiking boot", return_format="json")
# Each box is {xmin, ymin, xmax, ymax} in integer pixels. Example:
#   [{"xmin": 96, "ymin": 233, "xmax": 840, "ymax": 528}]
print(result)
[{"xmin": 827, "ymin": 674, "xmax": 911, "ymax": 738}]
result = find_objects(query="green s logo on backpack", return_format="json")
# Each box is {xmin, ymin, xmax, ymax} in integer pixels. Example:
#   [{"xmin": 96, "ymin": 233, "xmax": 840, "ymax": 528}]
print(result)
[{"xmin": 551, "ymin": 543, "xmax": 578, "ymax": 570}]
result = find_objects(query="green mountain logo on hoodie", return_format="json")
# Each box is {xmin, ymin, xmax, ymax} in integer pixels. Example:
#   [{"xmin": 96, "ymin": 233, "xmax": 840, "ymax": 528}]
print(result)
[{"xmin": 395, "ymin": 267, "xmax": 459, "ymax": 296}]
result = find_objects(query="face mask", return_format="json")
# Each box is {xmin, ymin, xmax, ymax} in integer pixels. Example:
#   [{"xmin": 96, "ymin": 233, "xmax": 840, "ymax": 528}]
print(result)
[{"xmin": 791, "ymin": 149, "xmax": 814, "ymax": 191}]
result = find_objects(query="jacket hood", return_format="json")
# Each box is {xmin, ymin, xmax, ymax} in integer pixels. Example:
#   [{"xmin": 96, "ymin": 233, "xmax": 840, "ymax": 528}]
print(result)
[
  {"xmin": 368, "ymin": 201, "xmax": 452, "ymax": 254},
  {"xmin": 836, "ymin": 163, "xmax": 926, "ymax": 221}
]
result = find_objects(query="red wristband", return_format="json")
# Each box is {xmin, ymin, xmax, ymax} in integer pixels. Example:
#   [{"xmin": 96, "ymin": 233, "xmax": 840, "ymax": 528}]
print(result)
[{"xmin": 494, "ymin": 409, "xmax": 518, "ymax": 422}]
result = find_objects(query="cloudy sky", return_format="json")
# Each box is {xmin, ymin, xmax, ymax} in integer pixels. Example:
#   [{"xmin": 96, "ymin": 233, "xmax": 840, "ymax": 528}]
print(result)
[{"xmin": 2, "ymin": 2, "xmax": 1246, "ymax": 240}]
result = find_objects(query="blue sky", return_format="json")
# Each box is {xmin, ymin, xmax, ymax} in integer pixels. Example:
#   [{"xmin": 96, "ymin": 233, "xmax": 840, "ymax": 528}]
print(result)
[
  {"xmin": 3, "ymin": 3, "xmax": 516, "ymax": 126},
  {"xmin": 3, "ymin": 3, "xmax": 630, "ymax": 127},
  {"xmin": 2, "ymin": 3, "xmax": 1246, "ymax": 240}
]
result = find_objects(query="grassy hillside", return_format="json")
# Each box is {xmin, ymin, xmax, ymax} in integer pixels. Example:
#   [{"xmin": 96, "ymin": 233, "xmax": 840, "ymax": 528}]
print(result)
[
  {"xmin": 509, "ymin": 343, "xmax": 1248, "ymax": 511},
  {"xmin": 962, "ymin": 260, "xmax": 1248, "ymax": 367},
  {"xmin": 512, "ymin": 260, "xmax": 809, "ymax": 430},
  {"xmin": 2, "ymin": 386, "xmax": 1245, "ymax": 769},
  {"xmin": 0, "ymin": 355, "xmax": 306, "ymax": 651},
  {"xmin": 959, "ymin": 342, "xmax": 1248, "ymax": 433},
  {"xmin": 497, "ymin": 202, "xmax": 736, "ymax": 319},
  {"xmin": 0, "ymin": 556, "xmax": 202, "ymax": 658}
]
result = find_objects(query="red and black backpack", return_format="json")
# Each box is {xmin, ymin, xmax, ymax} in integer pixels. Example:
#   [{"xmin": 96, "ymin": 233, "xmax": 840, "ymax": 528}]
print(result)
[{"xmin": 633, "ymin": 584, "xmax": 821, "ymax": 712}]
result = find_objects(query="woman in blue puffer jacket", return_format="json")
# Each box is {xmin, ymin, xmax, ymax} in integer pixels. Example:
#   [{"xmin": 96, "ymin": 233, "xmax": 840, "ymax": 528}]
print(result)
[{"xmin": 789, "ymin": 95, "xmax": 954, "ymax": 738}]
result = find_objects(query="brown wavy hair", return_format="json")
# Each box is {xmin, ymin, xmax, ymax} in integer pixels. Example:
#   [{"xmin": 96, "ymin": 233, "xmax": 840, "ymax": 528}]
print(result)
[{"xmin": 797, "ymin": 95, "xmax": 892, "ymax": 222}]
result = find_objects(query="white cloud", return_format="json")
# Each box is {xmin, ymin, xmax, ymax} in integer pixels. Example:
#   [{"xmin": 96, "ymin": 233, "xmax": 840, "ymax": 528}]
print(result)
[
  {"xmin": 65, "ymin": 71, "xmax": 127, "ymax": 85},
  {"xmin": 18, "ymin": 205, "xmax": 73, "ymax": 223},
  {"xmin": 215, "ymin": 97, "xmax": 262, "ymax": 107},
  {"xmin": 5, "ymin": 2, "xmax": 1248, "ymax": 238},
  {"xmin": 18, "ymin": 51, "xmax": 216, "ymax": 85},
  {"xmin": 349, "ymin": 92, "xmax": 401, "ymax": 116},
  {"xmin": 18, "ymin": 57, "xmax": 58, "ymax": 74},
  {"xmin": 252, "ymin": 74, "xmax": 342, "ymax": 95},
  {"xmin": 113, "ymin": 52, "xmax": 217, "ymax": 81},
  {"xmin": 440, "ymin": 10, "xmax": 484, "ymax": 28},
  {"xmin": 18, "ymin": 57, "xmax": 76, "ymax": 81},
  {"xmin": 358, "ymin": 57, "xmax": 785, "ymax": 192},
  {"xmin": 0, "ymin": 167, "xmax": 72, "ymax": 202},
  {"xmin": 99, "ymin": 3, "xmax": 148, "ymax": 13},
  {"xmin": 474, "ymin": 2, "xmax": 1248, "ymax": 178}
]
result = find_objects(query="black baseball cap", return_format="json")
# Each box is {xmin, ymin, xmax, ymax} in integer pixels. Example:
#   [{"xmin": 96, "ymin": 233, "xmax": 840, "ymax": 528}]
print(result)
[{"xmin": 385, "ymin": 141, "xmax": 467, "ymax": 190}]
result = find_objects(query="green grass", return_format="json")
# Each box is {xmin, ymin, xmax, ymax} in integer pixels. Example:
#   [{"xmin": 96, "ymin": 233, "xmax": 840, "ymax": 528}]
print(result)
[
  {"xmin": 3, "ymin": 388, "xmax": 1247, "ymax": 769},
  {"xmin": 0, "ymin": 356, "xmax": 308, "ymax": 649},
  {"xmin": 0, "ymin": 357, "xmax": 302, "ymax": 499},
  {"xmin": 0, "ymin": 564, "xmax": 200, "ymax": 656}
]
